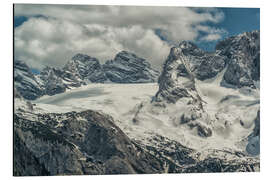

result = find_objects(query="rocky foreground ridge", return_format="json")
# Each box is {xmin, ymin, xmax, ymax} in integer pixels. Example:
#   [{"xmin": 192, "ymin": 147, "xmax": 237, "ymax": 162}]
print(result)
[
  {"xmin": 14, "ymin": 97, "xmax": 259, "ymax": 175},
  {"xmin": 14, "ymin": 107, "xmax": 166, "ymax": 175}
]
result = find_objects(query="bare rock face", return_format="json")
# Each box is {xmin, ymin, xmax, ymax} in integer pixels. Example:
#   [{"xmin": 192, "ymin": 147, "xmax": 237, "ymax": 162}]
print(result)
[
  {"xmin": 39, "ymin": 67, "xmax": 68, "ymax": 96},
  {"xmin": 136, "ymin": 133, "xmax": 259, "ymax": 173},
  {"xmin": 253, "ymin": 110, "xmax": 260, "ymax": 137},
  {"xmin": 14, "ymin": 132, "xmax": 49, "ymax": 176},
  {"xmin": 155, "ymin": 30, "xmax": 260, "ymax": 89},
  {"xmin": 179, "ymin": 153, "xmax": 259, "ymax": 173},
  {"xmin": 155, "ymin": 47, "xmax": 202, "ymax": 105},
  {"xmin": 103, "ymin": 51, "xmax": 160, "ymax": 83},
  {"xmin": 216, "ymin": 30, "xmax": 260, "ymax": 88},
  {"xmin": 153, "ymin": 46, "xmax": 213, "ymax": 138},
  {"xmin": 178, "ymin": 41, "xmax": 226, "ymax": 81},
  {"xmin": 36, "ymin": 54, "xmax": 106, "ymax": 97},
  {"xmin": 14, "ymin": 109, "xmax": 167, "ymax": 175},
  {"xmin": 246, "ymin": 110, "xmax": 260, "ymax": 156},
  {"xmin": 64, "ymin": 53, "xmax": 107, "ymax": 83},
  {"xmin": 46, "ymin": 66, "xmax": 84, "ymax": 88}
]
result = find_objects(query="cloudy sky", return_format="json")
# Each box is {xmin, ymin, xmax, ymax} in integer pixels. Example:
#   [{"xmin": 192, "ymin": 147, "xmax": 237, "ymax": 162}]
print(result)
[{"xmin": 14, "ymin": 4, "xmax": 260, "ymax": 71}]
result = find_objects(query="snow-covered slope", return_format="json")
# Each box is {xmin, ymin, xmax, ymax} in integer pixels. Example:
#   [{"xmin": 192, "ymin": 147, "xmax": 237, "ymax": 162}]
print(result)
[
  {"xmin": 32, "ymin": 75, "xmax": 259, "ymax": 156},
  {"xmin": 34, "ymin": 83, "xmax": 158, "ymax": 117}
]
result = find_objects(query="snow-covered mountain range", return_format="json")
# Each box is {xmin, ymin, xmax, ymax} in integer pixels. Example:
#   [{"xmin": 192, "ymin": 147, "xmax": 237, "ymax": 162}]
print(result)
[
  {"xmin": 15, "ymin": 51, "xmax": 160, "ymax": 100},
  {"xmin": 14, "ymin": 31, "xmax": 260, "ymax": 175}
]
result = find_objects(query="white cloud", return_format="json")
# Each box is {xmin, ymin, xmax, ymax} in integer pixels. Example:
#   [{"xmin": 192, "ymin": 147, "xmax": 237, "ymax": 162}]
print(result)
[
  {"xmin": 195, "ymin": 25, "xmax": 227, "ymax": 41},
  {"xmin": 15, "ymin": 18, "xmax": 170, "ymax": 70},
  {"xmin": 200, "ymin": 34, "xmax": 222, "ymax": 41},
  {"xmin": 14, "ymin": 5, "xmax": 226, "ymax": 70}
]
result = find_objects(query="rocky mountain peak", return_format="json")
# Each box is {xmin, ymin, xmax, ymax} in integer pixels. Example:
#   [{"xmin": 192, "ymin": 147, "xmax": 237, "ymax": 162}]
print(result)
[
  {"xmin": 103, "ymin": 50, "xmax": 159, "ymax": 83},
  {"xmin": 40, "ymin": 66, "xmax": 61, "ymax": 77},
  {"xmin": 165, "ymin": 41, "xmax": 227, "ymax": 81},
  {"xmin": 153, "ymin": 45, "xmax": 214, "ymax": 138},
  {"xmin": 159, "ymin": 30, "xmax": 260, "ymax": 89},
  {"xmin": 155, "ymin": 46, "xmax": 202, "ymax": 104},
  {"xmin": 39, "ymin": 67, "xmax": 67, "ymax": 96},
  {"xmin": 64, "ymin": 53, "xmax": 107, "ymax": 83},
  {"xmin": 65, "ymin": 54, "xmax": 100, "ymax": 76},
  {"xmin": 15, "ymin": 50, "xmax": 161, "ymax": 100},
  {"xmin": 14, "ymin": 60, "xmax": 31, "ymax": 73},
  {"xmin": 71, "ymin": 53, "xmax": 99, "ymax": 63},
  {"xmin": 216, "ymin": 30, "xmax": 259, "ymax": 58},
  {"xmin": 115, "ymin": 50, "xmax": 135, "ymax": 58},
  {"xmin": 178, "ymin": 41, "xmax": 205, "ymax": 57},
  {"xmin": 14, "ymin": 60, "xmax": 44, "ymax": 100},
  {"xmin": 112, "ymin": 51, "xmax": 153, "ymax": 70},
  {"xmin": 216, "ymin": 30, "xmax": 260, "ymax": 88}
]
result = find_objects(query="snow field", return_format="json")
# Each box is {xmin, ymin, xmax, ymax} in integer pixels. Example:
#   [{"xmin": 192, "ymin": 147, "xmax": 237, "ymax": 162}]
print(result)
[{"xmin": 29, "ymin": 73, "xmax": 259, "ymax": 155}]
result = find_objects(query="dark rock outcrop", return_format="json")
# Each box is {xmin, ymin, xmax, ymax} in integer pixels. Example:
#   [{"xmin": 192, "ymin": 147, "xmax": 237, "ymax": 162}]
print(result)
[
  {"xmin": 39, "ymin": 67, "xmax": 67, "ymax": 96},
  {"xmin": 154, "ymin": 47, "xmax": 202, "ymax": 104},
  {"xmin": 137, "ymin": 134, "xmax": 259, "ymax": 173},
  {"xmin": 14, "ymin": 131, "xmax": 50, "ymax": 176},
  {"xmin": 155, "ymin": 30, "xmax": 260, "ymax": 89},
  {"xmin": 246, "ymin": 110, "xmax": 260, "ymax": 156},
  {"xmin": 153, "ymin": 46, "xmax": 213, "ymax": 138},
  {"xmin": 178, "ymin": 41, "xmax": 226, "ymax": 81},
  {"xmin": 38, "ymin": 65, "xmax": 86, "ymax": 96},
  {"xmin": 14, "ymin": 60, "xmax": 44, "ymax": 100},
  {"xmin": 14, "ymin": 109, "xmax": 167, "ymax": 175},
  {"xmin": 64, "ymin": 53, "xmax": 107, "ymax": 83},
  {"xmin": 253, "ymin": 110, "xmax": 260, "ymax": 137},
  {"xmin": 180, "ymin": 155, "xmax": 259, "ymax": 173},
  {"xmin": 103, "ymin": 51, "xmax": 159, "ymax": 83},
  {"xmin": 216, "ymin": 30, "xmax": 260, "ymax": 88}
]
